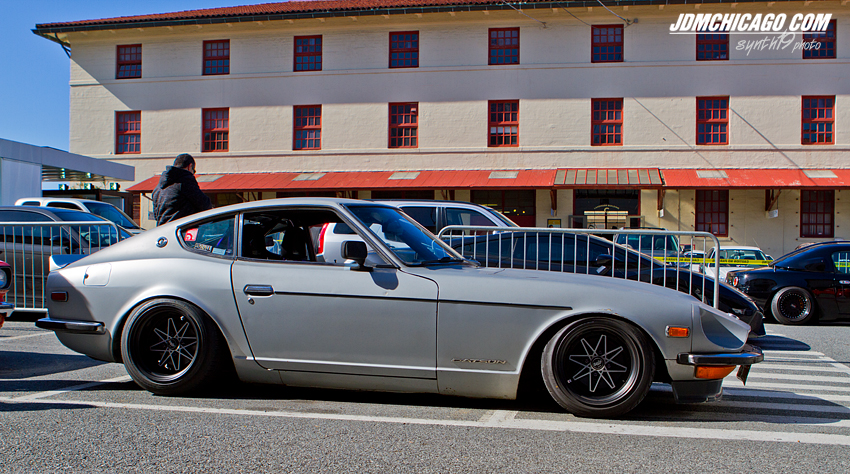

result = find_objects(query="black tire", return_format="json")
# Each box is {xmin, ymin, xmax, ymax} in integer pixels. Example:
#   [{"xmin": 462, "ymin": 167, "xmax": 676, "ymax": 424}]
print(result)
[
  {"xmin": 541, "ymin": 318, "xmax": 655, "ymax": 418},
  {"xmin": 121, "ymin": 298, "xmax": 227, "ymax": 395},
  {"xmin": 770, "ymin": 287, "xmax": 817, "ymax": 325}
]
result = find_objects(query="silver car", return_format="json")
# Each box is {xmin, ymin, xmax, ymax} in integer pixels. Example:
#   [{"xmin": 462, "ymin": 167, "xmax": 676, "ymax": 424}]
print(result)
[{"xmin": 37, "ymin": 198, "xmax": 762, "ymax": 418}]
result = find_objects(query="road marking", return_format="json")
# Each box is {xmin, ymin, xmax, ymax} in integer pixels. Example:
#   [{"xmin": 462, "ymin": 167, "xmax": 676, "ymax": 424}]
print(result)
[
  {"xmin": 12, "ymin": 375, "xmax": 133, "ymax": 401},
  {"xmin": 752, "ymin": 363, "xmax": 850, "ymax": 374},
  {"xmin": 725, "ymin": 381, "xmax": 850, "ymax": 393},
  {"xmin": 724, "ymin": 387, "xmax": 850, "ymax": 403},
  {"xmin": 743, "ymin": 373, "xmax": 850, "ymax": 384},
  {"xmin": 1, "ymin": 396, "xmax": 849, "ymax": 446},
  {"xmin": 763, "ymin": 350, "xmax": 826, "ymax": 356},
  {"xmin": 0, "ymin": 332, "xmax": 53, "ymax": 342},
  {"xmin": 719, "ymin": 400, "xmax": 850, "ymax": 415}
]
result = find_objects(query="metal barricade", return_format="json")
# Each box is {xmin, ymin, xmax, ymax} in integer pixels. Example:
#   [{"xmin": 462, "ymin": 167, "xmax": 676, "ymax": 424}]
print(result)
[
  {"xmin": 438, "ymin": 226, "xmax": 722, "ymax": 308},
  {"xmin": 0, "ymin": 221, "xmax": 121, "ymax": 313}
]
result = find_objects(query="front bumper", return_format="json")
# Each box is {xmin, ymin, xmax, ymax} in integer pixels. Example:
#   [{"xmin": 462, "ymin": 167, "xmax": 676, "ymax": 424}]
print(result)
[
  {"xmin": 670, "ymin": 344, "xmax": 763, "ymax": 403},
  {"xmin": 676, "ymin": 344, "xmax": 764, "ymax": 366},
  {"xmin": 36, "ymin": 316, "xmax": 106, "ymax": 335}
]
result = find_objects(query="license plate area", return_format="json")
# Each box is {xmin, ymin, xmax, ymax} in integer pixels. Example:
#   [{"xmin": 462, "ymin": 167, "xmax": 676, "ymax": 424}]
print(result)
[{"xmin": 736, "ymin": 364, "xmax": 752, "ymax": 384}]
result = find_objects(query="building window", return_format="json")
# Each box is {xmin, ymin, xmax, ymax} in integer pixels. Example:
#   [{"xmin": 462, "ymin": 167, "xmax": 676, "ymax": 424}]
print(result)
[
  {"xmin": 471, "ymin": 190, "xmax": 535, "ymax": 227},
  {"xmin": 390, "ymin": 31, "xmax": 418, "ymax": 68},
  {"xmin": 695, "ymin": 190, "xmax": 729, "ymax": 236},
  {"xmin": 203, "ymin": 40, "xmax": 230, "ymax": 75},
  {"xmin": 294, "ymin": 106, "xmax": 321, "ymax": 150},
  {"xmin": 802, "ymin": 96, "xmax": 835, "ymax": 145},
  {"xmin": 697, "ymin": 97, "xmax": 729, "ymax": 145},
  {"xmin": 389, "ymin": 103, "xmax": 418, "ymax": 148},
  {"xmin": 801, "ymin": 190, "xmax": 834, "ymax": 238},
  {"xmin": 591, "ymin": 99, "xmax": 623, "ymax": 146},
  {"xmin": 488, "ymin": 100, "xmax": 518, "ymax": 147},
  {"xmin": 116, "ymin": 44, "xmax": 142, "ymax": 79},
  {"xmin": 202, "ymin": 108, "xmax": 229, "ymax": 152},
  {"xmin": 115, "ymin": 111, "xmax": 140, "ymax": 154},
  {"xmin": 696, "ymin": 34, "xmax": 728, "ymax": 60},
  {"xmin": 592, "ymin": 25, "xmax": 623, "ymax": 63},
  {"xmin": 489, "ymin": 28, "xmax": 519, "ymax": 65},
  {"xmin": 295, "ymin": 36, "xmax": 322, "ymax": 71},
  {"xmin": 803, "ymin": 20, "xmax": 836, "ymax": 59}
]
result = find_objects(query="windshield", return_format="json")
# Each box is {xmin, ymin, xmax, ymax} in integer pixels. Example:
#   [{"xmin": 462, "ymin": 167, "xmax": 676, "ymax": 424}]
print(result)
[
  {"xmin": 83, "ymin": 202, "xmax": 141, "ymax": 229},
  {"xmin": 345, "ymin": 204, "xmax": 464, "ymax": 265},
  {"xmin": 619, "ymin": 234, "xmax": 680, "ymax": 253},
  {"xmin": 714, "ymin": 248, "xmax": 770, "ymax": 267}
]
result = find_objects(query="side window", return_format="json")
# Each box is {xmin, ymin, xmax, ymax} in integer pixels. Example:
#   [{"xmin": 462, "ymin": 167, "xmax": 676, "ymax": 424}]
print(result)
[
  {"xmin": 399, "ymin": 206, "xmax": 437, "ymax": 233},
  {"xmin": 240, "ymin": 208, "xmax": 343, "ymax": 263},
  {"xmin": 0, "ymin": 210, "xmax": 55, "ymax": 244},
  {"xmin": 20, "ymin": 201, "xmax": 41, "ymax": 206},
  {"xmin": 446, "ymin": 208, "xmax": 495, "ymax": 227},
  {"xmin": 832, "ymin": 251, "xmax": 850, "ymax": 274},
  {"xmin": 181, "ymin": 215, "xmax": 235, "ymax": 257},
  {"xmin": 47, "ymin": 202, "xmax": 82, "ymax": 210}
]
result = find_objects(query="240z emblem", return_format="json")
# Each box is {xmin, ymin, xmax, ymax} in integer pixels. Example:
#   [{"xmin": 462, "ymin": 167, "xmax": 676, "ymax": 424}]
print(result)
[{"xmin": 452, "ymin": 358, "xmax": 507, "ymax": 365}]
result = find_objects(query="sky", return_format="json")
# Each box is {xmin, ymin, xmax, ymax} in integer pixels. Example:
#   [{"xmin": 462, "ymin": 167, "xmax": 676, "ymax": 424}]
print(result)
[{"xmin": 0, "ymin": 1, "xmax": 242, "ymax": 152}]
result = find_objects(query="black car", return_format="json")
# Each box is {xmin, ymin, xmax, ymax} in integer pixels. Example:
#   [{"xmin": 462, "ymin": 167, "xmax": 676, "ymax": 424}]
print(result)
[
  {"xmin": 727, "ymin": 241, "xmax": 850, "ymax": 325},
  {"xmin": 447, "ymin": 231, "xmax": 765, "ymax": 337}
]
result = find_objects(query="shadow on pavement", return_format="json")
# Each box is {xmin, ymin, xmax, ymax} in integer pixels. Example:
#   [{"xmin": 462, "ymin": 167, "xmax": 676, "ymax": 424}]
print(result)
[{"xmin": 0, "ymin": 350, "xmax": 105, "ymax": 379}]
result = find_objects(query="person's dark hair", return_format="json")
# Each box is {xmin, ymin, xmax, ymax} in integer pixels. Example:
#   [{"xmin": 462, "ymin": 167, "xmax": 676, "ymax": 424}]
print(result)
[{"xmin": 173, "ymin": 153, "xmax": 195, "ymax": 169}]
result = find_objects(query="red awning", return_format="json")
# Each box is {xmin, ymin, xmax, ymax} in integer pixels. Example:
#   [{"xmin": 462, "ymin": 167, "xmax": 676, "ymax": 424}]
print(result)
[
  {"xmin": 662, "ymin": 169, "xmax": 850, "ymax": 188},
  {"xmin": 554, "ymin": 168, "xmax": 662, "ymax": 187},
  {"xmin": 127, "ymin": 169, "xmax": 557, "ymax": 193}
]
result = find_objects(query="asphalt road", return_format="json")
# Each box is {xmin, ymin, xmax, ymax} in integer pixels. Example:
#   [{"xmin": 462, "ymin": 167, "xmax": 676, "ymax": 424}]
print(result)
[{"xmin": 2, "ymin": 318, "xmax": 850, "ymax": 473}]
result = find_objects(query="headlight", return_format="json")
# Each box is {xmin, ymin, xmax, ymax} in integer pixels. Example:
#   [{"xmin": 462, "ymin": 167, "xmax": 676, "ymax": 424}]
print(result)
[{"xmin": 0, "ymin": 269, "xmax": 7, "ymax": 288}]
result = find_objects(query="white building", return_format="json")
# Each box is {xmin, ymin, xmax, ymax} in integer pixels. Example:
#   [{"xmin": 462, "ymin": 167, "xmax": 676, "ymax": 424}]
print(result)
[{"xmin": 34, "ymin": 0, "xmax": 850, "ymax": 256}]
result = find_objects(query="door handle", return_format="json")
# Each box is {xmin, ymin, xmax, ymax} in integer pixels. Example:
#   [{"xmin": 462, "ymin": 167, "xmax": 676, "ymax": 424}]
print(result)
[{"xmin": 243, "ymin": 285, "xmax": 274, "ymax": 296}]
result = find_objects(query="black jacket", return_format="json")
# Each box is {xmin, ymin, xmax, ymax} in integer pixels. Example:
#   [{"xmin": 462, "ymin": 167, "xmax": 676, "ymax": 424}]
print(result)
[{"xmin": 152, "ymin": 166, "xmax": 212, "ymax": 226}]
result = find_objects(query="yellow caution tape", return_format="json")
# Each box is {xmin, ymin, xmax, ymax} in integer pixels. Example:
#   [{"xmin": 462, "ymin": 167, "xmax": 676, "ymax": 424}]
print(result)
[{"xmin": 656, "ymin": 257, "xmax": 773, "ymax": 266}]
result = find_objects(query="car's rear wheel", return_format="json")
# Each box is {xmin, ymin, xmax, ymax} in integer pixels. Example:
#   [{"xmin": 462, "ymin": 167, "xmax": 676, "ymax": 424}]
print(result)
[
  {"xmin": 770, "ymin": 287, "xmax": 817, "ymax": 325},
  {"xmin": 121, "ymin": 298, "xmax": 226, "ymax": 395},
  {"xmin": 541, "ymin": 318, "xmax": 655, "ymax": 418}
]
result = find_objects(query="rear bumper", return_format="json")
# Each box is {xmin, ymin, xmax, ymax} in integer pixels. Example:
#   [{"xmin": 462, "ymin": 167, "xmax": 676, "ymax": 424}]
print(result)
[
  {"xmin": 36, "ymin": 316, "xmax": 105, "ymax": 335},
  {"xmin": 676, "ymin": 344, "xmax": 764, "ymax": 366}
]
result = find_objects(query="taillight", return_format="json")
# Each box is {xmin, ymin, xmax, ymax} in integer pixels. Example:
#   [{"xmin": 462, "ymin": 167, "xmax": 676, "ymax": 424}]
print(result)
[{"xmin": 317, "ymin": 223, "xmax": 329, "ymax": 255}]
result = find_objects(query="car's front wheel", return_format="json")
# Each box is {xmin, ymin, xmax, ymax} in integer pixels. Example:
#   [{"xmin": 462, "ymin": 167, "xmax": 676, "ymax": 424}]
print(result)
[
  {"xmin": 770, "ymin": 287, "xmax": 817, "ymax": 325},
  {"xmin": 541, "ymin": 318, "xmax": 655, "ymax": 418},
  {"xmin": 121, "ymin": 298, "xmax": 227, "ymax": 395}
]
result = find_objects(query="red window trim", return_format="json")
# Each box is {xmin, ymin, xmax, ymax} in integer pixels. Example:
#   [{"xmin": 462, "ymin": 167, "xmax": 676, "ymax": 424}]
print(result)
[
  {"xmin": 803, "ymin": 20, "xmax": 836, "ymax": 59},
  {"xmin": 591, "ymin": 98, "xmax": 623, "ymax": 146},
  {"xmin": 294, "ymin": 105, "xmax": 322, "ymax": 150},
  {"xmin": 294, "ymin": 35, "xmax": 323, "ymax": 72},
  {"xmin": 116, "ymin": 44, "xmax": 142, "ymax": 79},
  {"xmin": 115, "ymin": 111, "xmax": 141, "ymax": 155},
  {"xmin": 389, "ymin": 102, "xmax": 418, "ymax": 148},
  {"xmin": 488, "ymin": 100, "xmax": 519, "ymax": 147},
  {"xmin": 203, "ymin": 40, "xmax": 230, "ymax": 76},
  {"xmin": 695, "ymin": 189, "xmax": 729, "ymax": 237},
  {"xmin": 591, "ymin": 24, "xmax": 624, "ymax": 63},
  {"xmin": 389, "ymin": 31, "xmax": 419, "ymax": 68},
  {"xmin": 696, "ymin": 96, "xmax": 729, "ymax": 145},
  {"xmin": 488, "ymin": 27, "xmax": 520, "ymax": 65},
  {"xmin": 800, "ymin": 190, "xmax": 835, "ymax": 238},
  {"xmin": 202, "ymin": 108, "xmax": 229, "ymax": 152},
  {"xmin": 696, "ymin": 33, "xmax": 729, "ymax": 61},
  {"xmin": 802, "ymin": 95, "xmax": 835, "ymax": 145}
]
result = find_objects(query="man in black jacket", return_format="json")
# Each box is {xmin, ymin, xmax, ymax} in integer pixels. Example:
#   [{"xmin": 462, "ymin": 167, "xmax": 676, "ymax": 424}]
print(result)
[{"xmin": 152, "ymin": 153, "xmax": 213, "ymax": 226}]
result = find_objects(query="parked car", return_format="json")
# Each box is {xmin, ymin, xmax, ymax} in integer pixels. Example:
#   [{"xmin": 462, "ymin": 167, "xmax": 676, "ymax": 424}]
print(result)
[
  {"xmin": 0, "ymin": 260, "xmax": 13, "ymax": 329},
  {"xmin": 727, "ymin": 241, "xmax": 850, "ymax": 325},
  {"xmin": 613, "ymin": 229, "xmax": 680, "ymax": 264},
  {"xmin": 317, "ymin": 200, "xmax": 517, "ymax": 263},
  {"xmin": 0, "ymin": 206, "xmax": 129, "ymax": 309},
  {"xmin": 16, "ymin": 197, "xmax": 144, "ymax": 235},
  {"xmin": 37, "ymin": 198, "xmax": 761, "ymax": 419},
  {"xmin": 702, "ymin": 245, "xmax": 772, "ymax": 281},
  {"xmin": 448, "ymin": 231, "xmax": 765, "ymax": 337}
]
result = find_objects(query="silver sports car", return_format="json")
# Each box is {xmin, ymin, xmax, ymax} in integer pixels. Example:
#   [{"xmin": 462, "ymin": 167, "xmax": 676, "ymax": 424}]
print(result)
[{"xmin": 37, "ymin": 198, "xmax": 762, "ymax": 418}]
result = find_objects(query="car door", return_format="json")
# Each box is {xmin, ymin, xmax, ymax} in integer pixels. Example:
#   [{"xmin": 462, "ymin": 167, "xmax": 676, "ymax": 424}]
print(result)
[
  {"xmin": 831, "ymin": 248, "xmax": 850, "ymax": 315},
  {"xmin": 230, "ymin": 207, "xmax": 439, "ymax": 380}
]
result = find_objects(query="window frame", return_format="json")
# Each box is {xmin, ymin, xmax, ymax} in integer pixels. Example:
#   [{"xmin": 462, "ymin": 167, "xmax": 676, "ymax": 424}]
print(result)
[
  {"xmin": 803, "ymin": 20, "xmax": 836, "ymax": 59},
  {"xmin": 203, "ymin": 39, "xmax": 230, "ymax": 76},
  {"xmin": 202, "ymin": 108, "xmax": 229, "ymax": 152},
  {"xmin": 389, "ymin": 102, "xmax": 418, "ymax": 148},
  {"xmin": 115, "ymin": 111, "xmax": 141, "ymax": 155},
  {"xmin": 116, "ymin": 44, "xmax": 142, "ymax": 79},
  {"xmin": 801, "ymin": 190, "xmax": 835, "ymax": 238},
  {"xmin": 696, "ymin": 34, "xmax": 729, "ymax": 61},
  {"xmin": 591, "ymin": 24, "xmax": 624, "ymax": 63},
  {"xmin": 696, "ymin": 96, "xmax": 729, "ymax": 145},
  {"xmin": 294, "ymin": 35, "xmax": 323, "ymax": 72},
  {"xmin": 389, "ymin": 31, "xmax": 419, "ymax": 68},
  {"xmin": 488, "ymin": 27, "xmax": 520, "ymax": 65},
  {"xmin": 802, "ymin": 96, "xmax": 835, "ymax": 145},
  {"xmin": 695, "ymin": 190, "xmax": 729, "ymax": 237},
  {"xmin": 294, "ymin": 105, "xmax": 322, "ymax": 150},
  {"xmin": 591, "ymin": 98, "xmax": 623, "ymax": 146},
  {"xmin": 488, "ymin": 100, "xmax": 519, "ymax": 147}
]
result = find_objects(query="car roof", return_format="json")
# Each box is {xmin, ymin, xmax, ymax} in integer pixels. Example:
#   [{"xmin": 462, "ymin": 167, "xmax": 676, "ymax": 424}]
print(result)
[
  {"xmin": 0, "ymin": 205, "xmax": 94, "ymax": 220},
  {"xmin": 370, "ymin": 199, "xmax": 494, "ymax": 209},
  {"xmin": 716, "ymin": 245, "xmax": 763, "ymax": 250},
  {"xmin": 15, "ymin": 197, "xmax": 100, "ymax": 205}
]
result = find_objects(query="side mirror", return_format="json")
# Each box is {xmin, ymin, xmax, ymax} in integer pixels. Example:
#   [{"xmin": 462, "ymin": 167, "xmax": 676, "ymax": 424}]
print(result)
[
  {"xmin": 342, "ymin": 241, "xmax": 370, "ymax": 272},
  {"xmin": 594, "ymin": 254, "xmax": 614, "ymax": 267}
]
